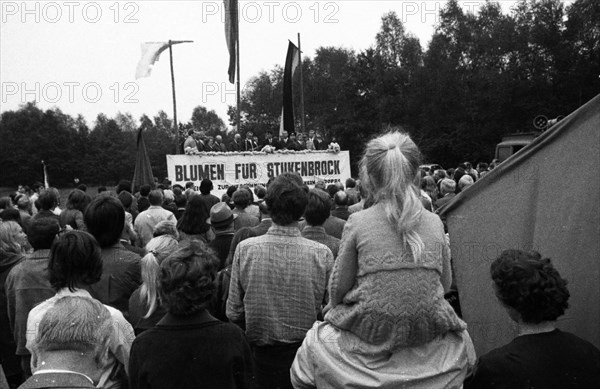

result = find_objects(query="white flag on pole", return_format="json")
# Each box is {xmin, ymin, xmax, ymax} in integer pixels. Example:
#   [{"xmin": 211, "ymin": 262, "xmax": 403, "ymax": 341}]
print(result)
[{"xmin": 135, "ymin": 42, "xmax": 170, "ymax": 79}]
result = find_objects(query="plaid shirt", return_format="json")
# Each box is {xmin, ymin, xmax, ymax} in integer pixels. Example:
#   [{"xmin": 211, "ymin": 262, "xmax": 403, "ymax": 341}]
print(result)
[{"xmin": 227, "ymin": 225, "xmax": 333, "ymax": 346}]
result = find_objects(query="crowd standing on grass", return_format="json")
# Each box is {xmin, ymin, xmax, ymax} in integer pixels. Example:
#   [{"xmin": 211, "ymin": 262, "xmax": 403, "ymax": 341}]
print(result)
[{"xmin": 1, "ymin": 129, "xmax": 599, "ymax": 388}]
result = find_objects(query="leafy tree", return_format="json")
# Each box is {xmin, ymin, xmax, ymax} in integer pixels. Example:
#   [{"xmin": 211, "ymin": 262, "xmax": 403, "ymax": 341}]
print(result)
[{"xmin": 190, "ymin": 105, "xmax": 226, "ymax": 137}]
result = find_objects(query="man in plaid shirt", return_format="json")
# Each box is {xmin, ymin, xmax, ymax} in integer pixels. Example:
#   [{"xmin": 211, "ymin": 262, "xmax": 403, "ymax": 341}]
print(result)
[{"xmin": 227, "ymin": 174, "xmax": 334, "ymax": 389}]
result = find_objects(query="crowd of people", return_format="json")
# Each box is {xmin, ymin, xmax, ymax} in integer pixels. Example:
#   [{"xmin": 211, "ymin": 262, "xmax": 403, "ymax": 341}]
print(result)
[
  {"xmin": 183, "ymin": 130, "xmax": 336, "ymax": 154},
  {"xmin": 1, "ymin": 130, "xmax": 599, "ymax": 389}
]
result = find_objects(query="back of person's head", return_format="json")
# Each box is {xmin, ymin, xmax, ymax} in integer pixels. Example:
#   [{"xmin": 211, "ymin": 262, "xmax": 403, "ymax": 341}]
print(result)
[
  {"xmin": 174, "ymin": 195, "xmax": 187, "ymax": 208},
  {"xmin": 440, "ymin": 179, "xmax": 456, "ymax": 195},
  {"xmin": 185, "ymin": 182, "xmax": 194, "ymax": 189},
  {"xmin": 28, "ymin": 217, "xmax": 60, "ymax": 250},
  {"xmin": 315, "ymin": 180, "xmax": 326, "ymax": 190},
  {"xmin": 141, "ymin": 235, "xmax": 179, "ymax": 318},
  {"xmin": 67, "ymin": 189, "xmax": 91, "ymax": 212},
  {"xmin": 334, "ymin": 190, "xmax": 348, "ymax": 206},
  {"xmin": 173, "ymin": 185, "xmax": 183, "ymax": 196},
  {"xmin": 153, "ymin": 220, "xmax": 179, "ymax": 239},
  {"xmin": 49, "ymin": 230, "xmax": 102, "ymax": 291},
  {"xmin": 360, "ymin": 129, "xmax": 424, "ymax": 259},
  {"xmin": 458, "ymin": 174, "xmax": 474, "ymax": 190},
  {"xmin": 454, "ymin": 167, "xmax": 466, "ymax": 184},
  {"xmin": 116, "ymin": 180, "xmax": 132, "ymax": 194},
  {"xmin": 0, "ymin": 208, "xmax": 21, "ymax": 224},
  {"xmin": 15, "ymin": 194, "xmax": 30, "ymax": 210},
  {"xmin": 140, "ymin": 184, "xmax": 152, "ymax": 197},
  {"xmin": 199, "ymin": 179, "xmax": 213, "ymax": 195},
  {"xmin": 258, "ymin": 202, "xmax": 270, "ymax": 217},
  {"xmin": 97, "ymin": 186, "xmax": 107, "ymax": 194},
  {"xmin": 117, "ymin": 191, "xmax": 133, "ymax": 209},
  {"xmin": 335, "ymin": 182, "xmax": 345, "ymax": 192},
  {"xmin": 178, "ymin": 195, "xmax": 210, "ymax": 235},
  {"xmin": 345, "ymin": 178, "xmax": 356, "ymax": 188},
  {"xmin": 148, "ymin": 189, "xmax": 163, "ymax": 206},
  {"xmin": 0, "ymin": 220, "xmax": 26, "ymax": 254},
  {"xmin": 265, "ymin": 176, "xmax": 308, "ymax": 226},
  {"xmin": 38, "ymin": 189, "xmax": 58, "ymax": 211},
  {"xmin": 0, "ymin": 197, "xmax": 12, "ymax": 210},
  {"xmin": 232, "ymin": 189, "xmax": 251, "ymax": 209},
  {"xmin": 163, "ymin": 190, "xmax": 174, "ymax": 203},
  {"xmin": 32, "ymin": 182, "xmax": 44, "ymax": 192},
  {"xmin": 84, "ymin": 196, "xmax": 125, "ymax": 248},
  {"xmin": 254, "ymin": 185, "xmax": 266, "ymax": 200},
  {"xmin": 159, "ymin": 241, "xmax": 219, "ymax": 316},
  {"xmin": 33, "ymin": 296, "xmax": 112, "ymax": 370},
  {"xmin": 326, "ymin": 184, "xmax": 338, "ymax": 198},
  {"xmin": 77, "ymin": 184, "xmax": 88, "ymax": 192},
  {"xmin": 226, "ymin": 185, "xmax": 238, "ymax": 199},
  {"xmin": 491, "ymin": 250, "xmax": 569, "ymax": 324},
  {"xmin": 278, "ymin": 172, "xmax": 305, "ymax": 188},
  {"xmin": 422, "ymin": 175, "xmax": 437, "ymax": 193},
  {"xmin": 304, "ymin": 189, "xmax": 331, "ymax": 226},
  {"xmin": 242, "ymin": 186, "xmax": 255, "ymax": 203}
]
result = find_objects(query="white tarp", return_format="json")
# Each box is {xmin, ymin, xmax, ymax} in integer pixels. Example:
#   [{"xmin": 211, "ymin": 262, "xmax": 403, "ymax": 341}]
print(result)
[{"xmin": 166, "ymin": 151, "xmax": 351, "ymax": 198}]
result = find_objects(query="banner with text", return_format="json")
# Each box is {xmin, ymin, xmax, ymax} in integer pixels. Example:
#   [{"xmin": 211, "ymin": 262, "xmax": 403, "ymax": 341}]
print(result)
[{"xmin": 166, "ymin": 151, "xmax": 351, "ymax": 198}]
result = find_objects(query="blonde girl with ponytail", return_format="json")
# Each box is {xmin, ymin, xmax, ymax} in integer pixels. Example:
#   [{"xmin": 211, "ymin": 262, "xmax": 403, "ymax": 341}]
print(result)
[
  {"xmin": 324, "ymin": 129, "xmax": 466, "ymax": 353},
  {"xmin": 128, "ymin": 235, "xmax": 178, "ymax": 334}
]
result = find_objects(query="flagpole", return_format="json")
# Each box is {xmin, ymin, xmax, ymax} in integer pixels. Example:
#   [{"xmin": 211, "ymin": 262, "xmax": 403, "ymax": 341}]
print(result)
[
  {"xmin": 168, "ymin": 40, "xmax": 180, "ymax": 154},
  {"xmin": 298, "ymin": 33, "xmax": 306, "ymax": 134},
  {"xmin": 167, "ymin": 40, "xmax": 193, "ymax": 154},
  {"xmin": 236, "ymin": 14, "xmax": 241, "ymax": 133}
]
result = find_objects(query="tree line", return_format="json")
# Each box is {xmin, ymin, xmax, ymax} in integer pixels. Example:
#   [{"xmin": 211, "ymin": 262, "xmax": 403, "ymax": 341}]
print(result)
[{"xmin": 1, "ymin": 0, "xmax": 598, "ymax": 187}]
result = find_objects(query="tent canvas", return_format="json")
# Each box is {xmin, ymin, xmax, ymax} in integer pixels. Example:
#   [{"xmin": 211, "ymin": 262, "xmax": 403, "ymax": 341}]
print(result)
[{"xmin": 439, "ymin": 94, "xmax": 600, "ymax": 356}]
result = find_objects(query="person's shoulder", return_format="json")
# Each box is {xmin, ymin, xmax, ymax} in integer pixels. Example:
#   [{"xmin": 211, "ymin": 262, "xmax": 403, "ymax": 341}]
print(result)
[
  {"xmin": 553, "ymin": 330, "xmax": 600, "ymax": 355},
  {"xmin": 113, "ymin": 244, "xmax": 142, "ymax": 260},
  {"xmin": 6, "ymin": 258, "xmax": 27, "ymax": 279},
  {"xmin": 299, "ymin": 236, "xmax": 330, "ymax": 251},
  {"xmin": 27, "ymin": 296, "xmax": 55, "ymax": 324},
  {"xmin": 328, "ymin": 215, "xmax": 346, "ymax": 226}
]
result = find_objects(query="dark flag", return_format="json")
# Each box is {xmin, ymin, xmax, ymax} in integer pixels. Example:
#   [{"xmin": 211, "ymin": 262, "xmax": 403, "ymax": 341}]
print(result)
[
  {"xmin": 224, "ymin": 0, "xmax": 239, "ymax": 84},
  {"xmin": 280, "ymin": 40, "xmax": 300, "ymax": 135},
  {"xmin": 132, "ymin": 128, "xmax": 155, "ymax": 192}
]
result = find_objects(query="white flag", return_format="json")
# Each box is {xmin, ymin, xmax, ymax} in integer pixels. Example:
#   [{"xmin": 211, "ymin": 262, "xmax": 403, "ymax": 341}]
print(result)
[{"xmin": 135, "ymin": 42, "xmax": 170, "ymax": 79}]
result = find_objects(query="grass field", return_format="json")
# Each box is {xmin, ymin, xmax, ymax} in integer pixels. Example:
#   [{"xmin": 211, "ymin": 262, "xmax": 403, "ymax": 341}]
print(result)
[{"xmin": 0, "ymin": 186, "xmax": 103, "ymax": 208}]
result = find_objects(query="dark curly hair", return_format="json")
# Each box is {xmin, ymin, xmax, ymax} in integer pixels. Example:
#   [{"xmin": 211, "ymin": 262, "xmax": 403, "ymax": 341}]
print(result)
[
  {"xmin": 491, "ymin": 249, "xmax": 570, "ymax": 324},
  {"xmin": 159, "ymin": 240, "xmax": 219, "ymax": 316}
]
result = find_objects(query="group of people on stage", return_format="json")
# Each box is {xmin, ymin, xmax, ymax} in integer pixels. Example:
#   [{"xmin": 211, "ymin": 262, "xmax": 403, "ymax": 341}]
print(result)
[
  {"xmin": 1, "ymin": 129, "xmax": 599, "ymax": 389},
  {"xmin": 183, "ymin": 129, "xmax": 331, "ymax": 154}
]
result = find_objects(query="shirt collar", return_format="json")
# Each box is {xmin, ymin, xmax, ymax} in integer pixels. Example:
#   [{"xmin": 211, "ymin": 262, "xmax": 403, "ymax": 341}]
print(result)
[
  {"xmin": 158, "ymin": 311, "xmax": 219, "ymax": 327},
  {"xmin": 55, "ymin": 288, "xmax": 92, "ymax": 299},
  {"xmin": 302, "ymin": 226, "xmax": 326, "ymax": 234},
  {"xmin": 33, "ymin": 370, "xmax": 94, "ymax": 385},
  {"xmin": 28, "ymin": 249, "xmax": 51, "ymax": 260},
  {"xmin": 267, "ymin": 225, "xmax": 301, "ymax": 237}
]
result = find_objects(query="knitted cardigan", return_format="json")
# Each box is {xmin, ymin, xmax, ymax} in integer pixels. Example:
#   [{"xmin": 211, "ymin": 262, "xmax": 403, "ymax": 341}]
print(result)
[{"xmin": 325, "ymin": 203, "xmax": 465, "ymax": 353}]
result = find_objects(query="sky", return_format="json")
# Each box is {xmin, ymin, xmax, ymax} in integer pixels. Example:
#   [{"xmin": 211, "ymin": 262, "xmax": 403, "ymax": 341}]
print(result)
[{"xmin": 1, "ymin": 1, "xmax": 532, "ymax": 129}]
